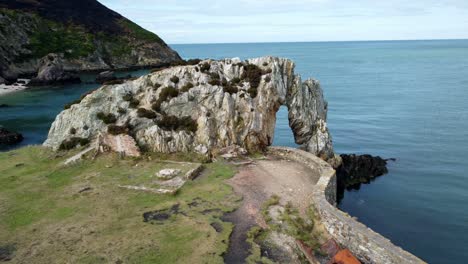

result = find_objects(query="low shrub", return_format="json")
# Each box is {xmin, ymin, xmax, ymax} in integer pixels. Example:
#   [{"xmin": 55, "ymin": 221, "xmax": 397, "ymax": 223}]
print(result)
[
  {"xmin": 122, "ymin": 93, "xmax": 133, "ymax": 101},
  {"xmin": 117, "ymin": 107, "xmax": 127, "ymax": 114},
  {"xmin": 129, "ymin": 99, "xmax": 140, "ymax": 108},
  {"xmin": 156, "ymin": 115, "xmax": 198, "ymax": 133},
  {"xmin": 208, "ymin": 79, "xmax": 221, "ymax": 86},
  {"xmin": 159, "ymin": 86, "xmax": 179, "ymax": 101},
  {"xmin": 69, "ymin": 127, "xmax": 77, "ymax": 135},
  {"xmin": 231, "ymin": 77, "xmax": 241, "ymax": 84},
  {"xmin": 181, "ymin": 82, "xmax": 194, "ymax": 93},
  {"xmin": 248, "ymin": 87, "xmax": 258, "ymax": 98},
  {"xmin": 221, "ymin": 77, "xmax": 228, "ymax": 86},
  {"xmin": 241, "ymin": 64, "xmax": 263, "ymax": 89},
  {"xmin": 265, "ymin": 76, "xmax": 271, "ymax": 83},
  {"xmin": 263, "ymin": 68, "xmax": 273, "ymax": 74},
  {"xmin": 152, "ymin": 82, "xmax": 162, "ymax": 90},
  {"xmin": 223, "ymin": 84, "xmax": 238, "ymax": 94},
  {"xmin": 200, "ymin": 62, "xmax": 211, "ymax": 73},
  {"xmin": 97, "ymin": 112, "xmax": 117, "ymax": 124},
  {"xmin": 170, "ymin": 76, "xmax": 180, "ymax": 84},
  {"xmin": 137, "ymin": 108, "xmax": 157, "ymax": 119},
  {"xmin": 209, "ymin": 72, "xmax": 220, "ymax": 80},
  {"xmin": 152, "ymin": 99, "xmax": 163, "ymax": 112},
  {"xmin": 59, "ymin": 137, "xmax": 90, "ymax": 150},
  {"xmin": 262, "ymin": 62, "xmax": 268, "ymax": 66},
  {"xmin": 107, "ymin": 125, "xmax": 128, "ymax": 135}
]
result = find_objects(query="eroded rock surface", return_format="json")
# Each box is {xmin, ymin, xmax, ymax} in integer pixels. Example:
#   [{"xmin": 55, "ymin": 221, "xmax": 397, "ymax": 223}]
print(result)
[{"xmin": 44, "ymin": 57, "xmax": 334, "ymax": 157}]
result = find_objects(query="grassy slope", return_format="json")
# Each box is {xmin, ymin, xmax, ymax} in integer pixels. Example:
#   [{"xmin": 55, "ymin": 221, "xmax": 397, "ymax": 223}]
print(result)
[{"xmin": 0, "ymin": 146, "xmax": 240, "ymax": 263}]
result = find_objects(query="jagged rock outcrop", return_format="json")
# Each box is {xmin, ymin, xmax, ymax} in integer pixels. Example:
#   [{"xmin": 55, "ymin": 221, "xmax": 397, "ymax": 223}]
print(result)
[
  {"xmin": 29, "ymin": 54, "xmax": 81, "ymax": 86},
  {"xmin": 0, "ymin": 127, "xmax": 23, "ymax": 145},
  {"xmin": 336, "ymin": 154, "xmax": 390, "ymax": 200},
  {"xmin": 0, "ymin": 0, "xmax": 181, "ymax": 79},
  {"xmin": 44, "ymin": 57, "xmax": 334, "ymax": 158}
]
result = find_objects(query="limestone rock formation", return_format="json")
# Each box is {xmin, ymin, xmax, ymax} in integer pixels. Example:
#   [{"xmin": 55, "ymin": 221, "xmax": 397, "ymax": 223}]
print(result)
[
  {"xmin": 44, "ymin": 56, "xmax": 334, "ymax": 158},
  {"xmin": 29, "ymin": 54, "xmax": 81, "ymax": 86}
]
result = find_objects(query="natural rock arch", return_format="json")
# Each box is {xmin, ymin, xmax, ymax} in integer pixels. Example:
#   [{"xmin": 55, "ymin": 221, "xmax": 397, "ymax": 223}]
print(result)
[{"xmin": 44, "ymin": 57, "xmax": 334, "ymax": 159}]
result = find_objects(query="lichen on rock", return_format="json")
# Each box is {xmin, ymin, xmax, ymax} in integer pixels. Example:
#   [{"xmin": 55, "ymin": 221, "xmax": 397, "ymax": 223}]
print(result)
[{"xmin": 44, "ymin": 56, "xmax": 334, "ymax": 158}]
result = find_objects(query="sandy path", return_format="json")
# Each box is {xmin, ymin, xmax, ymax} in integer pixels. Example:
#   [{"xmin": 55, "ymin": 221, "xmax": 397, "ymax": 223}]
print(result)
[{"xmin": 223, "ymin": 155, "xmax": 320, "ymax": 263}]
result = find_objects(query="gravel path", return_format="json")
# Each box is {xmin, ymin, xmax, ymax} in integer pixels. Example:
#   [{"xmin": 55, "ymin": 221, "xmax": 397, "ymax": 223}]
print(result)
[{"xmin": 223, "ymin": 155, "xmax": 320, "ymax": 263}]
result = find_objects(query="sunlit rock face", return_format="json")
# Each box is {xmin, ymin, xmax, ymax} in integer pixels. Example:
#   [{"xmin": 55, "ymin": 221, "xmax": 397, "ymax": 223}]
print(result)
[{"xmin": 44, "ymin": 56, "xmax": 334, "ymax": 158}]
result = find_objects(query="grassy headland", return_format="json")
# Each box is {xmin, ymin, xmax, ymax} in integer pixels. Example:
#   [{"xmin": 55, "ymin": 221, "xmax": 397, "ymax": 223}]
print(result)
[{"xmin": 0, "ymin": 146, "xmax": 240, "ymax": 263}]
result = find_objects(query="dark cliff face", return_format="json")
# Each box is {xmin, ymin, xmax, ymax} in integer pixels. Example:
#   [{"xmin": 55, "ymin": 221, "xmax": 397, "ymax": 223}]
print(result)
[{"xmin": 0, "ymin": 0, "xmax": 182, "ymax": 78}]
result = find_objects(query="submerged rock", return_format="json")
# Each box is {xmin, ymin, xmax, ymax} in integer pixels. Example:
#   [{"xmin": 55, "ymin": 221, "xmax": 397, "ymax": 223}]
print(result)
[
  {"xmin": 44, "ymin": 56, "xmax": 334, "ymax": 158},
  {"xmin": 0, "ymin": 127, "xmax": 23, "ymax": 145},
  {"xmin": 29, "ymin": 54, "xmax": 81, "ymax": 86}
]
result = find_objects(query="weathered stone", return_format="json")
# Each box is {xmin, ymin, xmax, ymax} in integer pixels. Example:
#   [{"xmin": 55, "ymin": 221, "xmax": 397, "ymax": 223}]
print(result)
[
  {"xmin": 0, "ymin": 127, "xmax": 23, "ymax": 145},
  {"xmin": 98, "ymin": 133, "xmax": 141, "ymax": 157},
  {"xmin": 44, "ymin": 56, "xmax": 334, "ymax": 158},
  {"xmin": 29, "ymin": 54, "xmax": 81, "ymax": 86},
  {"xmin": 156, "ymin": 169, "xmax": 181, "ymax": 180}
]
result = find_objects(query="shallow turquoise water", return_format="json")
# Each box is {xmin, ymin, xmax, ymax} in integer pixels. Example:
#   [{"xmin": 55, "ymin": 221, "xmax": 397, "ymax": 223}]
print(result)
[{"xmin": 1, "ymin": 40, "xmax": 467, "ymax": 263}]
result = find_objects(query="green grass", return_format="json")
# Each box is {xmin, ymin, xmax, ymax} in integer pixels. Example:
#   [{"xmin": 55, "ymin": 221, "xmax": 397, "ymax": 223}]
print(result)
[
  {"xmin": 119, "ymin": 19, "xmax": 165, "ymax": 44},
  {"xmin": 0, "ymin": 146, "xmax": 240, "ymax": 263}
]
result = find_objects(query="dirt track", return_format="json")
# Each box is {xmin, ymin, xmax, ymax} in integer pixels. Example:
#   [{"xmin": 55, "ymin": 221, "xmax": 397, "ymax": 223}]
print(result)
[{"xmin": 223, "ymin": 155, "xmax": 320, "ymax": 263}]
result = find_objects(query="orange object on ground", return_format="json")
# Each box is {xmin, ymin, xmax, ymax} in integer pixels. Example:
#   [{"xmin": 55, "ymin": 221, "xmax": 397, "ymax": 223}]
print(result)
[{"xmin": 328, "ymin": 249, "xmax": 361, "ymax": 264}]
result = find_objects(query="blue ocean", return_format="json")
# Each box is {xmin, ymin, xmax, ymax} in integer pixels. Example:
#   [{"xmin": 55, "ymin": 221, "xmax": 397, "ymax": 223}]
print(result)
[{"xmin": 1, "ymin": 40, "xmax": 467, "ymax": 263}]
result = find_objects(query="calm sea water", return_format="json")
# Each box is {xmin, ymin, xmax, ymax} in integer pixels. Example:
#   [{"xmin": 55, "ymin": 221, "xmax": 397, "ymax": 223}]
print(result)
[{"xmin": 1, "ymin": 40, "xmax": 467, "ymax": 263}]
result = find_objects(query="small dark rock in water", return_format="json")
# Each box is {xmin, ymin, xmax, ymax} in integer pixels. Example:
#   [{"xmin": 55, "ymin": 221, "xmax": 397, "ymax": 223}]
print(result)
[
  {"xmin": 95, "ymin": 71, "xmax": 116, "ymax": 84},
  {"xmin": 0, "ymin": 104, "xmax": 10, "ymax": 108},
  {"xmin": 0, "ymin": 127, "xmax": 24, "ymax": 145},
  {"xmin": 336, "ymin": 154, "xmax": 389, "ymax": 201},
  {"xmin": 0, "ymin": 244, "xmax": 16, "ymax": 261},
  {"xmin": 210, "ymin": 222, "xmax": 223, "ymax": 233}
]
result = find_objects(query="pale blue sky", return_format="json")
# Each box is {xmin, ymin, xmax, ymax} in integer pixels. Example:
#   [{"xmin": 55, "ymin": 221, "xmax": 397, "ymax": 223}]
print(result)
[{"xmin": 99, "ymin": 0, "xmax": 468, "ymax": 44}]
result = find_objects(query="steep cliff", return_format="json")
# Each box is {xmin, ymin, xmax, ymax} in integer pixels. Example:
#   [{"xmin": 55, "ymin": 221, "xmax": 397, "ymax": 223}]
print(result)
[
  {"xmin": 0, "ymin": 0, "xmax": 181, "ymax": 79},
  {"xmin": 44, "ymin": 57, "xmax": 334, "ymax": 159}
]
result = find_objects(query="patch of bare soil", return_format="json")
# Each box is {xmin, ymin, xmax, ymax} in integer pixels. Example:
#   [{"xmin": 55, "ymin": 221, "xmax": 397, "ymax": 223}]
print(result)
[{"xmin": 223, "ymin": 155, "xmax": 320, "ymax": 263}]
